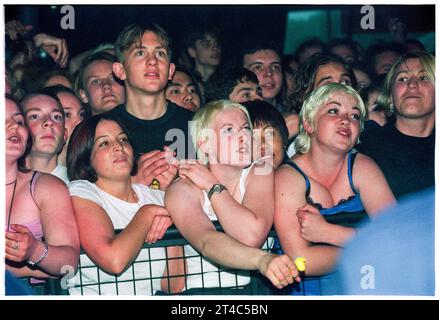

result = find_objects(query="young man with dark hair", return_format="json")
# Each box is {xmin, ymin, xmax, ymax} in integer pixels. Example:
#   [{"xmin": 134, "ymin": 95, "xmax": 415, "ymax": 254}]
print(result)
[
  {"xmin": 204, "ymin": 67, "xmax": 262, "ymax": 103},
  {"xmin": 108, "ymin": 23, "xmax": 194, "ymax": 189},
  {"xmin": 241, "ymin": 43, "xmax": 284, "ymax": 112},
  {"xmin": 183, "ymin": 25, "xmax": 222, "ymax": 86}
]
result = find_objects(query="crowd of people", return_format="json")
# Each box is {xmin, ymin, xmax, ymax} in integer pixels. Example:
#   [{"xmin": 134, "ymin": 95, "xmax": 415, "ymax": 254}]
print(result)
[{"xmin": 4, "ymin": 9, "xmax": 435, "ymax": 296}]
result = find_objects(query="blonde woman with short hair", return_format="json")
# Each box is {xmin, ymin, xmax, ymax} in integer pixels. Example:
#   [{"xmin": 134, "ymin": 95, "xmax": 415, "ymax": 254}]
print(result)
[
  {"xmin": 275, "ymin": 83, "xmax": 395, "ymax": 295},
  {"xmin": 165, "ymin": 99, "xmax": 300, "ymax": 294}
]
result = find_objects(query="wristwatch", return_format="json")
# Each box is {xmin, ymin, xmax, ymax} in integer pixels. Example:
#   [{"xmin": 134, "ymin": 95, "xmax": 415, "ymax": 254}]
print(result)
[{"xmin": 207, "ymin": 184, "xmax": 227, "ymax": 200}]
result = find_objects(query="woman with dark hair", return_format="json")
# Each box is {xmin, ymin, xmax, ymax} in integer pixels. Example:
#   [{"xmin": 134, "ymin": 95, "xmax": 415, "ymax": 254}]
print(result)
[
  {"xmin": 243, "ymin": 100, "xmax": 289, "ymax": 169},
  {"xmin": 66, "ymin": 114, "xmax": 183, "ymax": 295},
  {"xmin": 289, "ymin": 54, "xmax": 357, "ymax": 114},
  {"xmin": 5, "ymin": 95, "xmax": 79, "ymax": 293}
]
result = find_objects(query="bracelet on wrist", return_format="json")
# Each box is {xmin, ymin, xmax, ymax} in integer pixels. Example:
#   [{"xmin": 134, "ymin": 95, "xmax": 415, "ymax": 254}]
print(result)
[{"xmin": 27, "ymin": 241, "xmax": 49, "ymax": 267}]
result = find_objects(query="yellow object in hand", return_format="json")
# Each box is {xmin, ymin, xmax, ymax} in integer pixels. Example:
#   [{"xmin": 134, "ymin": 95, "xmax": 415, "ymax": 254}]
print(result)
[
  {"xmin": 294, "ymin": 256, "xmax": 306, "ymax": 272},
  {"xmin": 150, "ymin": 179, "xmax": 160, "ymax": 190}
]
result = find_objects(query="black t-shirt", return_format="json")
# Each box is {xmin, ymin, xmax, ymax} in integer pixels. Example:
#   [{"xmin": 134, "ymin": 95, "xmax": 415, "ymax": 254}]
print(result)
[
  {"xmin": 105, "ymin": 101, "xmax": 195, "ymax": 159},
  {"xmin": 357, "ymin": 122, "xmax": 435, "ymax": 199}
]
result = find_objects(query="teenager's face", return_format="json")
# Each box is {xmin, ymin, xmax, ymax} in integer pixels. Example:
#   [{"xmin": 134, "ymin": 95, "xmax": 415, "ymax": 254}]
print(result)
[
  {"xmin": 57, "ymin": 92, "xmax": 85, "ymax": 141},
  {"xmin": 91, "ymin": 120, "xmax": 134, "ymax": 181},
  {"xmin": 252, "ymin": 123, "xmax": 284, "ymax": 169},
  {"xmin": 191, "ymin": 33, "xmax": 221, "ymax": 68},
  {"xmin": 6, "ymin": 98, "xmax": 28, "ymax": 161},
  {"xmin": 114, "ymin": 31, "xmax": 175, "ymax": 95},
  {"xmin": 313, "ymin": 62, "xmax": 353, "ymax": 90},
  {"xmin": 166, "ymin": 70, "xmax": 201, "ymax": 111},
  {"xmin": 228, "ymin": 80, "xmax": 263, "ymax": 104},
  {"xmin": 22, "ymin": 94, "xmax": 66, "ymax": 157},
  {"xmin": 81, "ymin": 60, "xmax": 125, "ymax": 114},
  {"xmin": 243, "ymin": 49, "xmax": 283, "ymax": 103}
]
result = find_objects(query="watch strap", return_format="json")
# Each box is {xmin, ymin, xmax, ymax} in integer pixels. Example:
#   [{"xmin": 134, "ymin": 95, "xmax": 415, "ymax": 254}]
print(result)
[{"xmin": 207, "ymin": 184, "xmax": 227, "ymax": 200}]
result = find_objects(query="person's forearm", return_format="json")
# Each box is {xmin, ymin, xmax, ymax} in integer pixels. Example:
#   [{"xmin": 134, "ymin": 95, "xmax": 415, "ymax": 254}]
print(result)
[
  {"xmin": 323, "ymin": 224, "xmax": 356, "ymax": 247},
  {"xmin": 283, "ymin": 244, "xmax": 340, "ymax": 276},
  {"xmin": 210, "ymin": 193, "xmax": 270, "ymax": 247},
  {"xmin": 7, "ymin": 244, "xmax": 78, "ymax": 278},
  {"xmin": 198, "ymin": 230, "xmax": 267, "ymax": 270},
  {"xmin": 33, "ymin": 244, "xmax": 78, "ymax": 276},
  {"xmin": 100, "ymin": 210, "xmax": 156, "ymax": 275}
]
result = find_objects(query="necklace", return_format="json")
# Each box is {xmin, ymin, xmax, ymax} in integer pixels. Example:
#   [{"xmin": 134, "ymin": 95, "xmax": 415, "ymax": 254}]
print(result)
[{"xmin": 7, "ymin": 179, "xmax": 18, "ymax": 231}]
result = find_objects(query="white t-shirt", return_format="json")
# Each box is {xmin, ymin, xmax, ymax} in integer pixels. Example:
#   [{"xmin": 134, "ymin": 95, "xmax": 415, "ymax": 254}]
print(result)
[
  {"xmin": 51, "ymin": 163, "xmax": 69, "ymax": 185},
  {"xmin": 67, "ymin": 180, "xmax": 167, "ymax": 295},
  {"xmin": 183, "ymin": 165, "xmax": 253, "ymax": 290}
]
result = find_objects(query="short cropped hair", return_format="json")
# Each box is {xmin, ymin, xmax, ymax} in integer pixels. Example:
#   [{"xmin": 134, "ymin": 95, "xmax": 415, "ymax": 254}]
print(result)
[
  {"xmin": 20, "ymin": 91, "xmax": 64, "ymax": 119},
  {"xmin": 115, "ymin": 23, "xmax": 172, "ymax": 63},
  {"xmin": 240, "ymin": 42, "xmax": 282, "ymax": 67},
  {"xmin": 377, "ymin": 51, "xmax": 435, "ymax": 116},
  {"xmin": 190, "ymin": 100, "xmax": 252, "ymax": 165},
  {"xmin": 295, "ymin": 83, "xmax": 367, "ymax": 154},
  {"xmin": 242, "ymin": 100, "xmax": 289, "ymax": 148},
  {"xmin": 204, "ymin": 67, "xmax": 259, "ymax": 102},
  {"xmin": 67, "ymin": 114, "xmax": 138, "ymax": 182},
  {"xmin": 40, "ymin": 85, "xmax": 90, "ymax": 120}
]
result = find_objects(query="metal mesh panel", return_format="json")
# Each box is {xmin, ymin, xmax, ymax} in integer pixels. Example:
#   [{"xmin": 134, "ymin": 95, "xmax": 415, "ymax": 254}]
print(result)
[{"xmin": 30, "ymin": 223, "xmax": 279, "ymax": 296}]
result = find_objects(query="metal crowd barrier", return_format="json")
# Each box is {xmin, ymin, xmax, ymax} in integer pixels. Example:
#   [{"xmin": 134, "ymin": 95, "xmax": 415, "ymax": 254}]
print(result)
[{"xmin": 19, "ymin": 222, "xmax": 279, "ymax": 296}]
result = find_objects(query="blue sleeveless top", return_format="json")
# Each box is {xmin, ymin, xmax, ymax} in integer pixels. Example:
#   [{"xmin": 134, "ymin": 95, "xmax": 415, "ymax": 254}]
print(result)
[
  {"xmin": 286, "ymin": 151, "xmax": 367, "ymax": 228},
  {"xmin": 273, "ymin": 151, "xmax": 369, "ymax": 295}
]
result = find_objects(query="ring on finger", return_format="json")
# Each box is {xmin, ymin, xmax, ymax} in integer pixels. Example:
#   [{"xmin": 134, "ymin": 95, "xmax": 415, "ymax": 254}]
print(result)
[{"xmin": 13, "ymin": 241, "xmax": 19, "ymax": 250}]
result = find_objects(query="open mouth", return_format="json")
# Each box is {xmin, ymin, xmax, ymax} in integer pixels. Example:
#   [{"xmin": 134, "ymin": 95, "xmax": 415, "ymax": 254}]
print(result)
[{"xmin": 8, "ymin": 135, "xmax": 21, "ymax": 143}]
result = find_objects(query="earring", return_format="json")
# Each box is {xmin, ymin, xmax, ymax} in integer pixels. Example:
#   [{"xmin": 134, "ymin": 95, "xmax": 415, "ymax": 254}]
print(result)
[{"xmin": 387, "ymin": 103, "xmax": 395, "ymax": 116}]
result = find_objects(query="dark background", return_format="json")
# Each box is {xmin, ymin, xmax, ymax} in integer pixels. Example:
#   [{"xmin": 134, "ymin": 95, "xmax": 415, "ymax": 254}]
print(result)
[{"xmin": 5, "ymin": 4, "xmax": 435, "ymax": 60}]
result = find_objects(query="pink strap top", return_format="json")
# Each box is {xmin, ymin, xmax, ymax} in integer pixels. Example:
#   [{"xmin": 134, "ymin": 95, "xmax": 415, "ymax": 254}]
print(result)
[
  {"xmin": 5, "ymin": 171, "xmax": 43, "ymax": 240},
  {"xmin": 27, "ymin": 171, "xmax": 43, "ymax": 240}
]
